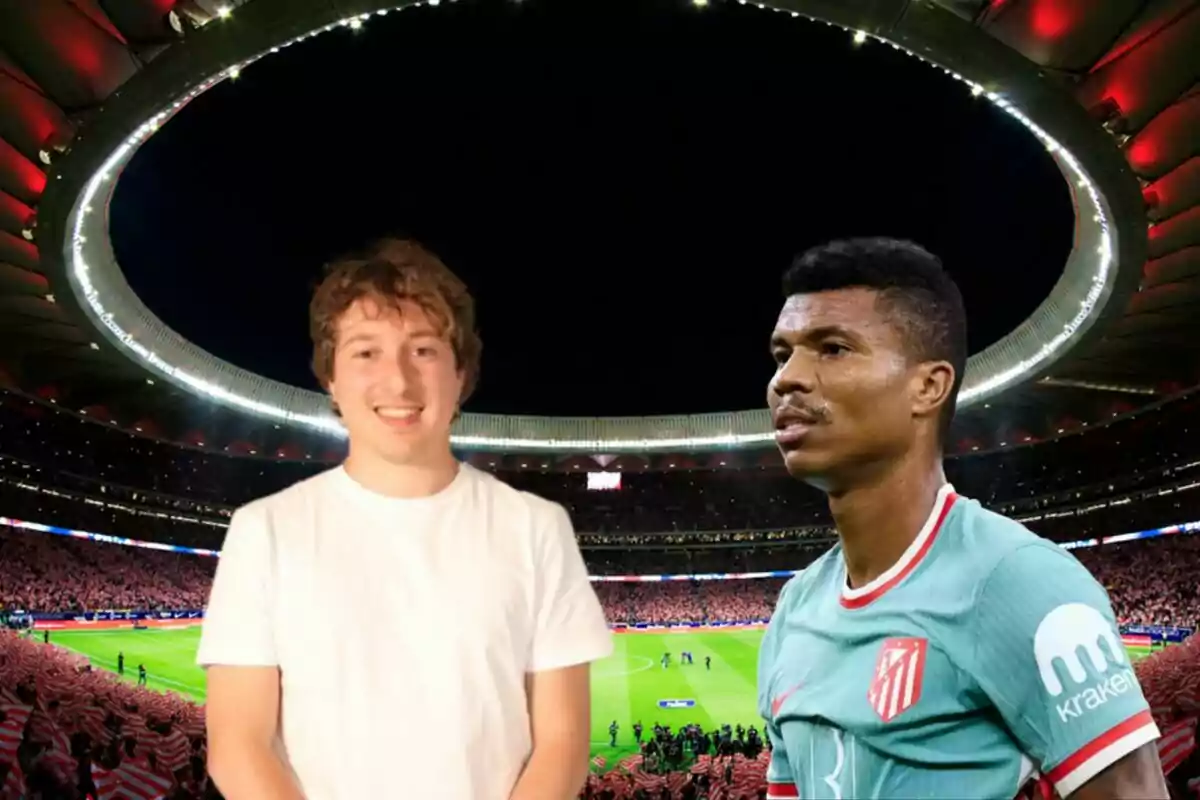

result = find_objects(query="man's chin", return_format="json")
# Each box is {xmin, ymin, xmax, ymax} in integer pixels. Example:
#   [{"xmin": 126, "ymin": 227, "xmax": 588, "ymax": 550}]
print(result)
[
  {"xmin": 375, "ymin": 429, "xmax": 455, "ymax": 465},
  {"xmin": 375, "ymin": 437, "xmax": 432, "ymax": 464},
  {"xmin": 781, "ymin": 447, "xmax": 832, "ymax": 483}
]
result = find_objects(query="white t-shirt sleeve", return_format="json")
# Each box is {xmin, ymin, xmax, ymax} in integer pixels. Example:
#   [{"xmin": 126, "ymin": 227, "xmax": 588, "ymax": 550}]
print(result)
[
  {"xmin": 527, "ymin": 503, "xmax": 613, "ymax": 673},
  {"xmin": 196, "ymin": 505, "xmax": 278, "ymax": 667}
]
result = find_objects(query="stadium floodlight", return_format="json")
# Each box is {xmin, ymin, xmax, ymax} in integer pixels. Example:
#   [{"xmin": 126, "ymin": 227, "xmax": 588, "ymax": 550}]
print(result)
[{"xmin": 59, "ymin": 0, "xmax": 1123, "ymax": 453}]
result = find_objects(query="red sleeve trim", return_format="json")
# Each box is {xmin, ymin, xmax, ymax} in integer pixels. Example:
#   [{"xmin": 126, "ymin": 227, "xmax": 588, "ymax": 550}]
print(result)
[
  {"xmin": 1046, "ymin": 709, "xmax": 1160, "ymax": 796},
  {"xmin": 767, "ymin": 782, "xmax": 799, "ymax": 799}
]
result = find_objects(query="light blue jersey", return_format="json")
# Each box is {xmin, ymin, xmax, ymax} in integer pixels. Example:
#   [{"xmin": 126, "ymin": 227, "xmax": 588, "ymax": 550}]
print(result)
[{"xmin": 758, "ymin": 485, "xmax": 1159, "ymax": 799}]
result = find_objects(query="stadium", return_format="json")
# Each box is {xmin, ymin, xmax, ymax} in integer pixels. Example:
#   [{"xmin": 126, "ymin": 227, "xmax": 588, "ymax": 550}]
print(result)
[{"xmin": 1, "ymin": 0, "xmax": 1200, "ymax": 798}]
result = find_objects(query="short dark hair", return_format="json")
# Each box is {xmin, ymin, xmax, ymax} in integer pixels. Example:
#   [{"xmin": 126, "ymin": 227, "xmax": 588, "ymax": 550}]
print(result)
[{"xmin": 781, "ymin": 238, "xmax": 968, "ymax": 442}]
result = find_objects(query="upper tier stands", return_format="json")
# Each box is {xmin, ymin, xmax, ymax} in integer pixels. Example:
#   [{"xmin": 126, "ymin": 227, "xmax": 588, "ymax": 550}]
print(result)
[
  {"xmin": 2, "ymin": 462, "xmax": 1198, "ymax": 575},
  {"xmin": 2, "ymin": 390, "xmax": 1199, "ymax": 517},
  {"xmin": 2, "ymin": 390, "xmax": 1199, "ymax": 560}
]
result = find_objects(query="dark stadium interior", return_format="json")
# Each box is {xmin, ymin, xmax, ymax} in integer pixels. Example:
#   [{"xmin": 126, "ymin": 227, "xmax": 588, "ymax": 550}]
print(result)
[{"xmin": 2, "ymin": 0, "xmax": 1200, "ymax": 798}]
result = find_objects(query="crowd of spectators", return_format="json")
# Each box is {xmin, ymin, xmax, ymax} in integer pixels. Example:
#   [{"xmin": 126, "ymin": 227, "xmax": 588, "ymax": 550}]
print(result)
[
  {"xmin": 4, "ymin": 389, "xmax": 1200, "ymax": 540},
  {"xmin": 0, "ymin": 502, "xmax": 1198, "ymax": 797},
  {"xmin": 4, "ymin": 442, "xmax": 1200, "ymax": 577},
  {"xmin": 582, "ymin": 749, "xmax": 772, "ymax": 799},
  {"xmin": 0, "ymin": 630, "xmax": 210, "ymax": 799},
  {"xmin": 0, "ymin": 530, "xmax": 213, "ymax": 616},
  {"xmin": 7, "ymin": 520, "xmax": 1200, "ymax": 633},
  {"xmin": 1, "ymin": 605, "xmax": 1196, "ymax": 799},
  {"xmin": 5, "ymin": 524, "xmax": 1198, "ymax": 636},
  {"xmin": 1077, "ymin": 535, "xmax": 1200, "ymax": 630},
  {"xmin": 594, "ymin": 581, "xmax": 783, "ymax": 627},
  {"xmin": 2, "ymin": 388, "xmax": 1200, "ymax": 796},
  {"xmin": 3, "ymin": 520, "xmax": 1198, "ymax": 629}
]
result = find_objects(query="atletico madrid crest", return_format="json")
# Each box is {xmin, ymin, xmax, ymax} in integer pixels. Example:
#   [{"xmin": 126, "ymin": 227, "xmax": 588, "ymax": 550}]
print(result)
[{"xmin": 868, "ymin": 637, "xmax": 927, "ymax": 723}]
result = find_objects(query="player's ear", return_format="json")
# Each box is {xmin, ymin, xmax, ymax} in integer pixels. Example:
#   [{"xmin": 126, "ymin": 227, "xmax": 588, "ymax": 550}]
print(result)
[{"xmin": 910, "ymin": 360, "xmax": 955, "ymax": 421}]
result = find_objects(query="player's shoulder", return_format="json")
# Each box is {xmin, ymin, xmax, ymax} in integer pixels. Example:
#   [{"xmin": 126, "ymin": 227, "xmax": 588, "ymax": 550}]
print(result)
[
  {"xmin": 951, "ymin": 494, "xmax": 1071, "ymax": 559},
  {"xmin": 946, "ymin": 493, "xmax": 1091, "ymax": 593}
]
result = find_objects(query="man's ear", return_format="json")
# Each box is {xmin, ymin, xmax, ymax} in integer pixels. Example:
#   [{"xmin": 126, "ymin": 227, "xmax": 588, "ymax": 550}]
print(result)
[
  {"xmin": 911, "ymin": 360, "xmax": 955, "ymax": 421},
  {"xmin": 452, "ymin": 368, "xmax": 465, "ymax": 423},
  {"xmin": 326, "ymin": 378, "xmax": 342, "ymax": 418}
]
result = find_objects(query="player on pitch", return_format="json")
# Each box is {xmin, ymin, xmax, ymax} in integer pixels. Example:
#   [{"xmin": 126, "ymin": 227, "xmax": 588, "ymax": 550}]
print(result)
[
  {"xmin": 758, "ymin": 238, "xmax": 1167, "ymax": 799},
  {"xmin": 198, "ymin": 239, "xmax": 612, "ymax": 799}
]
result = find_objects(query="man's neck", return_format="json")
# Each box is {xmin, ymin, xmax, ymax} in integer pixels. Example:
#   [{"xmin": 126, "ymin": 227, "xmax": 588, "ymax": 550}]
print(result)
[
  {"xmin": 828, "ymin": 450, "xmax": 947, "ymax": 590},
  {"xmin": 344, "ymin": 446, "xmax": 460, "ymax": 499}
]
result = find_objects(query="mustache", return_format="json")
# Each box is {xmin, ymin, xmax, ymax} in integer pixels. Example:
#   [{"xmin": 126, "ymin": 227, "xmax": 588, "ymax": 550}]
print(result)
[{"xmin": 773, "ymin": 400, "xmax": 830, "ymax": 427}]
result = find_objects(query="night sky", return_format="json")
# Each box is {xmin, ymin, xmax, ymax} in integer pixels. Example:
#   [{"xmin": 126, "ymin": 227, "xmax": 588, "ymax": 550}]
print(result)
[{"xmin": 111, "ymin": 0, "xmax": 1073, "ymax": 418}]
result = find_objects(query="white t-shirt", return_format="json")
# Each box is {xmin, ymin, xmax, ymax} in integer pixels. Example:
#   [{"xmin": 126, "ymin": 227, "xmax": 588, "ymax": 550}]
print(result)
[{"xmin": 196, "ymin": 464, "xmax": 613, "ymax": 800}]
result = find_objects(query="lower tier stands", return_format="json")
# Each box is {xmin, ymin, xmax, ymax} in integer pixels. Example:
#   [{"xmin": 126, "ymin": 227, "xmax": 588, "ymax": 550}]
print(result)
[
  {"xmin": 0, "ymin": 530, "xmax": 212, "ymax": 615},
  {"xmin": 596, "ymin": 581, "xmax": 781, "ymax": 628},
  {"xmin": 2, "ymin": 507, "xmax": 1199, "ymax": 798},
  {"xmin": 3, "ymin": 524, "xmax": 1200, "ymax": 629},
  {"xmin": 0, "ymin": 633, "xmax": 209, "ymax": 799},
  {"xmin": 1078, "ymin": 537, "xmax": 1200, "ymax": 631},
  {"xmin": 1, "ymin": 611, "xmax": 1196, "ymax": 799}
]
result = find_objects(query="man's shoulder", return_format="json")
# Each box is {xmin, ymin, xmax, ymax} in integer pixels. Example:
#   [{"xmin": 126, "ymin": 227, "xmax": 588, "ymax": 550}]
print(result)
[
  {"xmin": 230, "ymin": 467, "xmax": 341, "ymax": 525},
  {"xmin": 463, "ymin": 465, "xmax": 571, "ymax": 529},
  {"xmin": 946, "ymin": 495, "xmax": 1089, "ymax": 600},
  {"xmin": 947, "ymin": 495, "xmax": 1067, "ymax": 572}
]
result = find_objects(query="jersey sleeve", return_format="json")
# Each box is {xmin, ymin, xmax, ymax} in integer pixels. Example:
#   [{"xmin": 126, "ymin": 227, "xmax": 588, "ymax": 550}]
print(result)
[
  {"xmin": 527, "ymin": 503, "xmax": 613, "ymax": 672},
  {"xmin": 968, "ymin": 543, "xmax": 1159, "ymax": 797},
  {"xmin": 195, "ymin": 506, "xmax": 278, "ymax": 667},
  {"xmin": 758, "ymin": 579, "xmax": 799, "ymax": 800}
]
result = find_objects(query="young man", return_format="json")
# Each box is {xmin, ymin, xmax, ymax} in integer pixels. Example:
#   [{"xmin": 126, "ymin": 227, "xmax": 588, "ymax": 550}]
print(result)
[
  {"xmin": 198, "ymin": 239, "xmax": 612, "ymax": 800},
  {"xmin": 758, "ymin": 239, "xmax": 1167, "ymax": 800}
]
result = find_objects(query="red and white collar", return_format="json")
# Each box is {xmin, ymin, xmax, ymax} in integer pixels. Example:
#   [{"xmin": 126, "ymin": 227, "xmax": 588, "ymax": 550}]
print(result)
[{"xmin": 839, "ymin": 483, "xmax": 958, "ymax": 610}]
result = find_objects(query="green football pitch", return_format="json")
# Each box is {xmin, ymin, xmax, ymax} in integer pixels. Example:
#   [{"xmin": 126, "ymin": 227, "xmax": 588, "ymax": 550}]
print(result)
[{"xmin": 47, "ymin": 626, "xmax": 1155, "ymax": 761}]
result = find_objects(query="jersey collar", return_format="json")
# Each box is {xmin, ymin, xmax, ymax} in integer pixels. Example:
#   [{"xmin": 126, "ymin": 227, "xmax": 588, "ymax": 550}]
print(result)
[{"xmin": 839, "ymin": 483, "xmax": 958, "ymax": 610}]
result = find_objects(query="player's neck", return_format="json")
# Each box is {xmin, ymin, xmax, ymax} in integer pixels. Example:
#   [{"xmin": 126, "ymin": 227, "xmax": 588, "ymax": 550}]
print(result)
[
  {"xmin": 828, "ymin": 452, "xmax": 947, "ymax": 590},
  {"xmin": 343, "ymin": 445, "xmax": 460, "ymax": 499}
]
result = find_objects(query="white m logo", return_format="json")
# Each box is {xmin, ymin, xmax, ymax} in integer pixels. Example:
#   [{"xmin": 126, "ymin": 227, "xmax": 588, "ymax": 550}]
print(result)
[{"xmin": 1033, "ymin": 603, "xmax": 1126, "ymax": 697}]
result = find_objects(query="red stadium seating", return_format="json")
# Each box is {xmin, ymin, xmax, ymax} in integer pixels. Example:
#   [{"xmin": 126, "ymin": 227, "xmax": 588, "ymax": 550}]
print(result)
[{"xmin": 1, "ymin": 524, "xmax": 1199, "ymax": 798}]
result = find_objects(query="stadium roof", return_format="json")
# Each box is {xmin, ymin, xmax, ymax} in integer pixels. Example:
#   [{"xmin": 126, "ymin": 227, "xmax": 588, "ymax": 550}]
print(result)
[{"xmin": 0, "ymin": 0, "xmax": 1198, "ymax": 462}]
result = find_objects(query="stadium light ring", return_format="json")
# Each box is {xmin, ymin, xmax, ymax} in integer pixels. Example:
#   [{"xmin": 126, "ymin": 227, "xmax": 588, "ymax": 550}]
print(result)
[{"xmin": 38, "ymin": 0, "xmax": 1146, "ymax": 454}]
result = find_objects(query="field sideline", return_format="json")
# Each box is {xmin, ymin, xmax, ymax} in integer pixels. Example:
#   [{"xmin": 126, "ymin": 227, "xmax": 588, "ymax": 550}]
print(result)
[{"xmin": 48, "ymin": 626, "xmax": 1155, "ymax": 761}]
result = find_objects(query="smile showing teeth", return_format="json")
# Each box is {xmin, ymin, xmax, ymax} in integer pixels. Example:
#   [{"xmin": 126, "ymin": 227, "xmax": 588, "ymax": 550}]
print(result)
[{"xmin": 375, "ymin": 407, "xmax": 420, "ymax": 420}]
